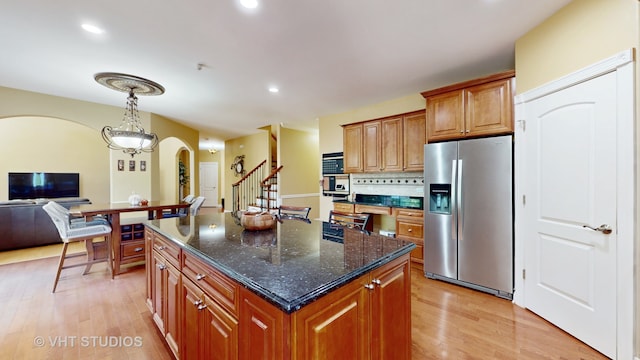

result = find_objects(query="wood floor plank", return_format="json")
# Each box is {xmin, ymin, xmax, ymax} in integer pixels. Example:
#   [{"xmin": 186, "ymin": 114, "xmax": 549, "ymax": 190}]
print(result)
[{"xmin": 0, "ymin": 249, "xmax": 608, "ymax": 359}]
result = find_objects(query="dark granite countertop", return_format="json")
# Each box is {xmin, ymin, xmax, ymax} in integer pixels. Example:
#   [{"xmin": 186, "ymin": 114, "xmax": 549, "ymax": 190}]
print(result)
[
  {"xmin": 145, "ymin": 212, "xmax": 415, "ymax": 313},
  {"xmin": 334, "ymin": 194, "xmax": 423, "ymax": 210}
]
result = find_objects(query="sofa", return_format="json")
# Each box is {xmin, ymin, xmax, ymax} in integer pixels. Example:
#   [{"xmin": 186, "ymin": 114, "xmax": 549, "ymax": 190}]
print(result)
[{"xmin": 0, "ymin": 198, "xmax": 91, "ymax": 251}]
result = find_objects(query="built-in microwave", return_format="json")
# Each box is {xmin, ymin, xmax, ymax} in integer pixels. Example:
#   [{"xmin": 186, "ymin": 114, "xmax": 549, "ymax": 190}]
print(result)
[{"xmin": 322, "ymin": 174, "xmax": 349, "ymax": 196}]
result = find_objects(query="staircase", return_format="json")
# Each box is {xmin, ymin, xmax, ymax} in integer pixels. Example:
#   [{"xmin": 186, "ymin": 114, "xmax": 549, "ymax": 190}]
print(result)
[{"xmin": 231, "ymin": 160, "xmax": 283, "ymax": 216}]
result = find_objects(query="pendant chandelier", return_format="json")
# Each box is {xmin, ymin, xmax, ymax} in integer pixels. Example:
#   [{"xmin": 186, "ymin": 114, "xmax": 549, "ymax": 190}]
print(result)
[{"xmin": 94, "ymin": 72, "xmax": 164, "ymax": 157}]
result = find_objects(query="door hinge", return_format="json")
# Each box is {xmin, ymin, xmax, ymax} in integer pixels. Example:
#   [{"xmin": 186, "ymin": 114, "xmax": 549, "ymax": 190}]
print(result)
[
  {"xmin": 522, "ymin": 269, "xmax": 526, "ymax": 280},
  {"xmin": 522, "ymin": 194, "xmax": 526, "ymax": 206},
  {"xmin": 517, "ymin": 119, "xmax": 526, "ymax": 131}
]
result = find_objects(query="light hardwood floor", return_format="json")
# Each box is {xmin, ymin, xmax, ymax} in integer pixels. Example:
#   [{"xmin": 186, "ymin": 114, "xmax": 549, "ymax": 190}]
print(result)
[{"xmin": 0, "ymin": 234, "xmax": 607, "ymax": 359}]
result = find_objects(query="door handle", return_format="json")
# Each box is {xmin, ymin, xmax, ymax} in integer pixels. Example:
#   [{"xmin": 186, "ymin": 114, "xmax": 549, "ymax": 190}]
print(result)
[{"xmin": 582, "ymin": 224, "xmax": 613, "ymax": 235}]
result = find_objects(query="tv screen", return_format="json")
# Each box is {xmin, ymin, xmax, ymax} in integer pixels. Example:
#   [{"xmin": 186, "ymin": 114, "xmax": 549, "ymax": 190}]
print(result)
[{"xmin": 8, "ymin": 172, "xmax": 80, "ymax": 200}]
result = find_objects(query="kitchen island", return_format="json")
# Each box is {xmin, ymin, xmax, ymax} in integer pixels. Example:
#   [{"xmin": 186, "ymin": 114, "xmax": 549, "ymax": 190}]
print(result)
[{"xmin": 145, "ymin": 212, "xmax": 414, "ymax": 360}]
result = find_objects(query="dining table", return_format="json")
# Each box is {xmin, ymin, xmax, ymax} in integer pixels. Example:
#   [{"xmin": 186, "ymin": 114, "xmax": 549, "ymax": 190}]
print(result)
[{"xmin": 70, "ymin": 200, "xmax": 191, "ymax": 275}]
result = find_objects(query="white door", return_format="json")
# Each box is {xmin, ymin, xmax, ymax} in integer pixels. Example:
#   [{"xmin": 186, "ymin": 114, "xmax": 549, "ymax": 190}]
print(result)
[
  {"xmin": 522, "ymin": 72, "xmax": 617, "ymax": 357},
  {"xmin": 199, "ymin": 162, "xmax": 218, "ymax": 207}
]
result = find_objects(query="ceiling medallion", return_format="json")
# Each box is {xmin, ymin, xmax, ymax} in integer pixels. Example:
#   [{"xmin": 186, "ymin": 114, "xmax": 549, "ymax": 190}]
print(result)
[{"xmin": 95, "ymin": 72, "xmax": 164, "ymax": 157}]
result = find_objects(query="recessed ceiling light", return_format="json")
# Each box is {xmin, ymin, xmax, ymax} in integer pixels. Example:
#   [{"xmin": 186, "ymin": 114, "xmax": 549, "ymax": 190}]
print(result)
[
  {"xmin": 81, "ymin": 23, "xmax": 105, "ymax": 34},
  {"xmin": 240, "ymin": 0, "xmax": 258, "ymax": 9},
  {"xmin": 268, "ymin": 86, "xmax": 279, "ymax": 93}
]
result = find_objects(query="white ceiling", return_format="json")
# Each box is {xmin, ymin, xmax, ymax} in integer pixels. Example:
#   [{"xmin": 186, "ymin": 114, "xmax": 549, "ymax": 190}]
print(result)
[{"xmin": 0, "ymin": 0, "xmax": 571, "ymax": 150}]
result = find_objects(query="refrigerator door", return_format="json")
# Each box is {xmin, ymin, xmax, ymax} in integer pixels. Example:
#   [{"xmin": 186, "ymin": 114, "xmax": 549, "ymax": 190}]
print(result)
[
  {"xmin": 424, "ymin": 141, "xmax": 458, "ymax": 279},
  {"xmin": 458, "ymin": 135, "xmax": 513, "ymax": 294}
]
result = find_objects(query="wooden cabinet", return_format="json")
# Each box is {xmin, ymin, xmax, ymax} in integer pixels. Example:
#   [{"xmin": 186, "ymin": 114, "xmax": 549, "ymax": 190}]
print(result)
[
  {"xmin": 394, "ymin": 208, "xmax": 424, "ymax": 264},
  {"xmin": 183, "ymin": 276, "xmax": 239, "ymax": 360},
  {"xmin": 292, "ymin": 254, "xmax": 412, "ymax": 360},
  {"xmin": 403, "ymin": 111, "xmax": 426, "ymax": 171},
  {"xmin": 146, "ymin": 226, "xmax": 412, "ymax": 360},
  {"xmin": 343, "ymin": 123, "xmax": 364, "ymax": 173},
  {"xmin": 150, "ymin": 235, "xmax": 182, "ymax": 359},
  {"xmin": 333, "ymin": 202, "xmax": 355, "ymax": 213},
  {"xmin": 422, "ymin": 70, "xmax": 514, "ymax": 142},
  {"xmin": 182, "ymin": 251, "xmax": 240, "ymax": 360},
  {"xmin": 239, "ymin": 288, "xmax": 288, "ymax": 360},
  {"xmin": 343, "ymin": 110, "xmax": 425, "ymax": 173},
  {"xmin": 119, "ymin": 220, "xmax": 146, "ymax": 264}
]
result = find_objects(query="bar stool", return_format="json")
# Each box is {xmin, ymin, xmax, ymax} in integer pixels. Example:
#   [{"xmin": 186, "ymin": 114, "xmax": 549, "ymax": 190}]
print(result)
[{"xmin": 42, "ymin": 201, "xmax": 113, "ymax": 292}]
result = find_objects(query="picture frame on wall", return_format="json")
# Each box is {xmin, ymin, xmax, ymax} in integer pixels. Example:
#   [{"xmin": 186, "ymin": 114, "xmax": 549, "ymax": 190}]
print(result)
[
  {"xmin": 140, "ymin": 160, "xmax": 146, "ymax": 172},
  {"xmin": 129, "ymin": 160, "xmax": 135, "ymax": 171},
  {"xmin": 117, "ymin": 160, "xmax": 124, "ymax": 171}
]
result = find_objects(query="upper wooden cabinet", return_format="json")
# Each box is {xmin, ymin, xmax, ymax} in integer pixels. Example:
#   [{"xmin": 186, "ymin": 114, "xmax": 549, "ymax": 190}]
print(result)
[
  {"xmin": 343, "ymin": 110, "xmax": 425, "ymax": 173},
  {"xmin": 343, "ymin": 123, "xmax": 364, "ymax": 173},
  {"xmin": 422, "ymin": 70, "xmax": 515, "ymax": 142}
]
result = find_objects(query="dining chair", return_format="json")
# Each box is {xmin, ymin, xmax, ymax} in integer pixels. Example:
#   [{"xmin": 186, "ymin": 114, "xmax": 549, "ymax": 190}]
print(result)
[
  {"xmin": 42, "ymin": 201, "xmax": 113, "ymax": 293},
  {"xmin": 328, "ymin": 210, "xmax": 372, "ymax": 231},
  {"xmin": 162, "ymin": 194, "xmax": 196, "ymax": 218},
  {"xmin": 189, "ymin": 196, "xmax": 206, "ymax": 216},
  {"xmin": 278, "ymin": 205, "xmax": 311, "ymax": 220}
]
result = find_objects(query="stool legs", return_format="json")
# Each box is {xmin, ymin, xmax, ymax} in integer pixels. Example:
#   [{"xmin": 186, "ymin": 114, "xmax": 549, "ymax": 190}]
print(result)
[{"xmin": 52, "ymin": 242, "xmax": 69, "ymax": 293}]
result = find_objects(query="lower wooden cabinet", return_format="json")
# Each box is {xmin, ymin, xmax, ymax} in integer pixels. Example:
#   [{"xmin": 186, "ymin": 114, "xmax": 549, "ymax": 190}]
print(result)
[
  {"xmin": 146, "ymin": 226, "xmax": 412, "ymax": 360},
  {"xmin": 394, "ymin": 208, "xmax": 424, "ymax": 264},
  {"xmin": 292, "ymin": 255, "xmax": 411, "ymax": 360},
  {"xmin": 151, "ymin": 250, "xmax": 181, "ymax": 359},
  {"xmin": 183, "ymin": 276, "xmax": 239, "ymax": 360}
]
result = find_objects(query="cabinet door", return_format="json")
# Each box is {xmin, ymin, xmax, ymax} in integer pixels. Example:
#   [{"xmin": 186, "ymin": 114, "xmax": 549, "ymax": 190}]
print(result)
[
  {"xmin": 165, "ymin": 264, "xmax": 181, "ymax": 359},
  {"xmin": 202, "ymin": 294, "xmax": 239, "ymax": 360},
  {"xmin": 152, "ymin": 252, "xmax": 166, "ymax": 334},
  {"xmin": 426, "ymin": 90, "xmax": 464, "ymax": 142},
  {"xmin": 182, "ymin": 277, "xmax": 203, "ymax": 360},
  {"xmin": 293, "ymin": 275, "xmax": 370, "ymax": 360},
  {"xmin": 403, "ymin": 111, "xmax": 426, "ymax": 171},
  {"xmin": 343, "ymin": 123, "xmax": 363, "ymax": 173},
  {"xmin": 381, "ymin": 116, "xmax": 403, "ymax": 172},
  {"xmin": 370, "ymin": 256, "xmax": 412, "ymax": 360},
  {"xmin": 465, "ymin": 78, "xmax": 513, "ymax": 136},
  {"xmin": 239, "ymin": 288, "xmax": 287, "ymax": 360},
  {"xmin": 363, "ymin": 120, "xmax": 382, "ymax": 172},
  {"xmin": 145, "ymin": 229, "xmax": 154, "ymax": 312}
]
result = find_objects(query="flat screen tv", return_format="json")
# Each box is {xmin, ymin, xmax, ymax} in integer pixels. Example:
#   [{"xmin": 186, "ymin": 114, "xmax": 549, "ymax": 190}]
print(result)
[{"xmin": 8, "ymin": 172, "xmax": 80, "ymax": 200}]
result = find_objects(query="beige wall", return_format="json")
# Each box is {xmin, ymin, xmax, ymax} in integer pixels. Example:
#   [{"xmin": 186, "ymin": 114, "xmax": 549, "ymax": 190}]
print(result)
[
  {"xmin": 515, "ymin": 0, "xmax": 637, "ymax": 93},
  {"xmin": 0, "ymin": 86, "xmax": 201, "ymax": 205},
  {"xmin": 278, "ymin": 126, "xmax": 320, "ymax": 219},
  {"xmin": 317, "ymin": 94, "xmax": 425, "ymax": 220},
  {"xmin": 0, "ymin": 116, "xmax": 109, "ymax": 203},
  {"xmin": 224, "ymin": 131, "xmax": 270, "ymax": 208}
]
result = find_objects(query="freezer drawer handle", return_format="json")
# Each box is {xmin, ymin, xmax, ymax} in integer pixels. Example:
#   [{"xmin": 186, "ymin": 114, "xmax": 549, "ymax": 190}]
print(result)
[{"xmin": 582, "ymin": 224, "xmax": 612, "ymax": 235}]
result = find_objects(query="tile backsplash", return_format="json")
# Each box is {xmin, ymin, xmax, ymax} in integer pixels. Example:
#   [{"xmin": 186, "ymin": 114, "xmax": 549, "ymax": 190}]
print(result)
[{"xmin": 351, "ymin": 172, "xmax": 424, "ymax": 197}]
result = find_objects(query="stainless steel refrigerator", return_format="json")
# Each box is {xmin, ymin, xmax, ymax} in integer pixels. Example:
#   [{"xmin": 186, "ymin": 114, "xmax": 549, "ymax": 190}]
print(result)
[{"xmin": 424, "ymin": 135, "xmax": 513, "ymax": 299}]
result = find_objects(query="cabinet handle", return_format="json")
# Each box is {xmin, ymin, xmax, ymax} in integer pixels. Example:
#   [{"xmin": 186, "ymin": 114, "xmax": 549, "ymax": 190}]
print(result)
[
  {"xmin": 372, "ymin": 279, "xmax": 381, "ymax": 285},
  {"xmin": 407, "ymin": 228, "xmax": 412, "ymax": 232},
  {"xmin": 193, "ymin": 299, "xmax": 202, "ymax": 306},
  {"xmin": 157, "ymin": 246, "xmax": 165, "ymax": 251},
  {"xmin": 364, "ymin": 284, "xmax": 375, "ymax": 290},
  {"xmin": 197, "ymin": 304, "xmax": 208, "ymax": 311},
  {"xmin": 466, "ymin": 130, "xmax": 470, "ymax": 133},
  {"xmin": 134, "ymin": 247, "xmax": 143, "ymax": 252},
  {"xmin": 460, "ymin": 130, "xmax": 464, "ymax": 133},
  {"xmin": 157, "ymin": 264, "xmax": 166, "ymax": 270},
  {"xmin": 196, "ymin": 273, "xmax": 206, "ymax": 281}
]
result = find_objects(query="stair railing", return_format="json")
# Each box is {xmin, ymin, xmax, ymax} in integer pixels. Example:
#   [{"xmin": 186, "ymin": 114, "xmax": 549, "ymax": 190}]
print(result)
[
  {"xmin": 260, "ymin": 165, "xmax": 283, "ymax": 212},
  {"xmin": 231, "ymin": 160, "xmax": 267, "ymax": 216}
]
